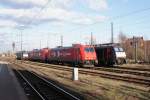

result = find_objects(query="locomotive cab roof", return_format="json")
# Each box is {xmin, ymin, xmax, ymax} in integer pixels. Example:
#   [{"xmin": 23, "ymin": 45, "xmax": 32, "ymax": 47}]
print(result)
[{"xmin": 51, "ymin": 44, "xmax": 94, "ymax": 50}]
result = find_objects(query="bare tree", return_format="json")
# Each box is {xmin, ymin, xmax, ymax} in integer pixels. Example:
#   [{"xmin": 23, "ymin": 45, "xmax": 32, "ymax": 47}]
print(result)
[
  {"xmin": 148, "ymin": 54, "xmax": 150, "ymax": 63},
  {"xmin": 118, "ymin": 31, "xmax": 127, "ymax": 44},
  {"xmin": 118, "ymin": 32, "xmax": 130, "ymax": 54},
  {"xmin": 118, "ymin": 32, "xmax": 146, "ymax": 62}
]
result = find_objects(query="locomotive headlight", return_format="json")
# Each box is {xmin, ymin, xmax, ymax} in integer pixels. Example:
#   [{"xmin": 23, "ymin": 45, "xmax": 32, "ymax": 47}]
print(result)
[{"xmin": 116, "ymin": 52, "xmax": 126, "ymax": 58}]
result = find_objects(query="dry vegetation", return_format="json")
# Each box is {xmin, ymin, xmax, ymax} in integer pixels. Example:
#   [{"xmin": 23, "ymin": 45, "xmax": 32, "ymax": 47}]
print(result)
[
  {"xmin": 118, "ymin": 32, "xmax": 150, "ymax": 63},
  {"xmin": 121, "ymin": 64, "xmax": 150, "ymax": 69},
  {"xmin": 10, "ymin": 62, "xmax": 150, "ymax": 100}
]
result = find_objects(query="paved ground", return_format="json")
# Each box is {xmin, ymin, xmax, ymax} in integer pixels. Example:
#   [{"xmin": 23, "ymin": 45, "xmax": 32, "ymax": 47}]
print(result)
[{"xmin": 0, "ymin": 63, "xmax": 28, "ymax": 100}]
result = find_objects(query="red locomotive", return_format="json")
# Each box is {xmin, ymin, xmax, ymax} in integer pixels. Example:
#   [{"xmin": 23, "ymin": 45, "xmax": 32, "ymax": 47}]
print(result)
[
  {"xmin": 26, "ymin": 44, "xmax": 97, "ymax": 66},
  {"xmin": 47, "ymin": 44, "xmax": 97, "ymax": 66},
  {"xmin": 28, "ymin": 48, "xmax": 49, "ymax": 62}
]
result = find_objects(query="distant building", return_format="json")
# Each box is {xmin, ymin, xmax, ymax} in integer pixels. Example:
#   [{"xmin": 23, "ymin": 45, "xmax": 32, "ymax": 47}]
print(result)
[
  {"xmin": 124, "ymin": 36, "xmax": 150, "ymax": 62},
  {"xmin": 144, "ymin": 40, "xmax": 150, "ymax": 62},
  {"xmin": 127, "ymin": 37, "xmax": 144, "ymax": 48}
]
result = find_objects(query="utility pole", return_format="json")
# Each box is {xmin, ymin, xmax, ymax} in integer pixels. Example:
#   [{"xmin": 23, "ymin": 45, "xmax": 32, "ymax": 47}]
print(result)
[
  {"xmin": 20, "ymin": 31, "xmax": 23, "ymax": 61},
  {"xmin": 21, "ymin": 32, "xmax": 22, "ymax": 52},
  {"xmin": 12, "ymin": 42, "xmax": 15, "ymax": 52},
  {"xmin": 40, "ymin": 40, "xmax": 41, "ymax": 49},
  {"xmin": 133, "ymin": 36, "xmax": 137, "ymax": 63},
  {"xmin": 144, "ymin": 41, "xmax": 147, "ymax": 62},
  {"xmin": 61, "ymin": 35, "xmax": 63, "ymax": 47},
  {"xmin": 91, "ymin": 32, "xmax": 93, "ymax": 45},
  {"xmin": 111, "ymin": 22, "xmax": 114, "ymax": 43},
  {"xmin": 47, "ymin": 33, "xmax": 49, "ymax": 48}
]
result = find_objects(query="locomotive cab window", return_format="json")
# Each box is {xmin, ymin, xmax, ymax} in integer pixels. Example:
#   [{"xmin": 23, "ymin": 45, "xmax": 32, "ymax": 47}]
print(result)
[
  {"xmin": 114, "ymin": 47, "xmax": 119, "ymax": 52},
  {"xmin": 119, "ymin": 48, "xmax": 124, "ymax": 52},
  {"xmin": 85, "ymin": 47, "xmax": 94, "ymax": 52},
  {"xmin": 85, "ymin": 48, "xmax": 89, "ymax": 52},
  {"xmin": 89, "ymin": 48, "xmax": 94, "ymax": 52},
  {"xmin": 114, "ymin": 47, "xmax": 124, "ymax": 52}
]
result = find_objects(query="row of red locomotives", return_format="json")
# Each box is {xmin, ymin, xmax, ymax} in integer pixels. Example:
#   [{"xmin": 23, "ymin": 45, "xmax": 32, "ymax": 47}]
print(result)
[{"xmin": 28, "ymin": 44, "xmax": 97, "ymax": 66}]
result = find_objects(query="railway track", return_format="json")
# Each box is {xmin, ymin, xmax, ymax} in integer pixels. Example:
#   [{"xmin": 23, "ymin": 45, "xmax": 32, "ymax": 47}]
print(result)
[
  {"xmin": 15, "ymin": 61, "xmax": 150, "ymax": 86},
  {"xmin": 89, "ymin": 67, "xmax": 150, "ymax": 77},
  {"xmin": 21, "ymin": 61, "xmax": 150, "ymax": 77},
  {"xmin": 13, "ymin": 69, "xmax": 81, "ymax": 100}
]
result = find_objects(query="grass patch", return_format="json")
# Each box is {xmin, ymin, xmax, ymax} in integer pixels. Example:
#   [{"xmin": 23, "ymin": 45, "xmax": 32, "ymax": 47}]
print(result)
[{"xmin": 11, "ymin": 62, "xmax": 150, "ymax": 100}]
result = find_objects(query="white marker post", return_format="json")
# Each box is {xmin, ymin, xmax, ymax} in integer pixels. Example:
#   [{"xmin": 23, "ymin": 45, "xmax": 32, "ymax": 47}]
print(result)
[{"xmin": 73, "ymin": 67, "xmax": 78, "ymax": 81}]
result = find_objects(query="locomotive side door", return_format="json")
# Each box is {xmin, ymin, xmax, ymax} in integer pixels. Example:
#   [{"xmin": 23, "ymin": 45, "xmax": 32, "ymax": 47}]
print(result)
[{"xmin": 105, "ymin": 47, "xmax": 112, "ymax": 65}]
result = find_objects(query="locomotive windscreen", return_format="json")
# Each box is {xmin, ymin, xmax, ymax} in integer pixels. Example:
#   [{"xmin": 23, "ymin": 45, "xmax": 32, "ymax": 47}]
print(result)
[
  {"xmin": 119, "ymin": 48, "xmax": 124, "ymax": 52},
  {"xmin": 84, "ymin": 47, "xmax": 94, "ymax": 52},
  {"xmin": 114, "ymin": 47, "xmax": 124, "ymax": 52}
]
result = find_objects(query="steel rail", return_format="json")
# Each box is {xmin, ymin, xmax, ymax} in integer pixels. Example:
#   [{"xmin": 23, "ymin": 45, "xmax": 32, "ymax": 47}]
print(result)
[
  {"xmin": 16, "ymin": 70, "xmax": 46, "ymax": 100},
  {"xmin": 16, "ymin": 68, "xmax": 81, "ymax": 100},
  {"xmin": 15, "ymin": 61, "xmax": 150, "ymax": 86}
]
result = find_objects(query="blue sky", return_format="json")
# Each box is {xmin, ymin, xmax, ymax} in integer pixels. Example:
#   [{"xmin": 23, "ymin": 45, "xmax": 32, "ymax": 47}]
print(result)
[{"xmin": 0, "ymin": 0, "xmax": 150, "ymax": 52}]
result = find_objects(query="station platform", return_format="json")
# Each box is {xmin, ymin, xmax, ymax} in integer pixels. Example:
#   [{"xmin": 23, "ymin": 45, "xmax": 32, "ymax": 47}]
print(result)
[{"xmin": 0, "ymin": 63, "xmax": 28, "ymax": 100}]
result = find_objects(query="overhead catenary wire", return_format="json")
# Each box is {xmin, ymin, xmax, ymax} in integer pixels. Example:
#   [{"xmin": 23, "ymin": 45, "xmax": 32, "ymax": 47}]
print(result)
[
  {"xmin": 114, "ymin": 18, "xmax": 150, "ymax": 29},
  {"xmin": 12, "ymin": 4, "xmax": 150, "ymax": 51},
  {"xmin": 16, "ymin": 0, "xmax": 52, "ymax": 40},
  {"xmin": 16, "ymin": 4, "xmax": 150, "ymax": 36},
  {"xmin": 91, "ymin": 7, "xmax": 150, "ymax": 26},
  {"xmin": 21, "ymin": 0, "xmax": 52, "ymax": 29},
  {"xmin": 110, "ymin": 7, "xmax": 150, "ymax": 20},
  {"xmin": 66, "ymin": 7, "xmax": 150, "ymax": 44},
  {"xmin": 15, "ymin": 0, "xmax": 52, "ymax": 51},
  {"xmin": 68, "ymin": 7, "xmax": 150, "ymax": 33}
]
